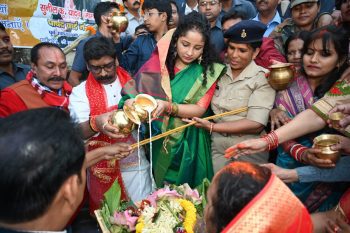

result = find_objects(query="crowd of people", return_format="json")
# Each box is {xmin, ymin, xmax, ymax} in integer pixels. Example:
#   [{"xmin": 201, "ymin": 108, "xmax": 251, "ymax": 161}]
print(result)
[{"xmin": 0, "ymin": 0, "xmax": 349, "ymax": 232}]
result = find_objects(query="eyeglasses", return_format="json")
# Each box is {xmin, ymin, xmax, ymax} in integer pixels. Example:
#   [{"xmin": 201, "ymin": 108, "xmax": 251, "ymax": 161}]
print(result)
[
  {"xmin": 199, "ymin": 0, "xmax": 219, "ymax": 7},
  {"xmin": 143, "ymin": 11, "xmax": 164, "ymax": 18},
  {"xmin": 88, "ymin": 61, "xmax": 115, "ymax": 74}
]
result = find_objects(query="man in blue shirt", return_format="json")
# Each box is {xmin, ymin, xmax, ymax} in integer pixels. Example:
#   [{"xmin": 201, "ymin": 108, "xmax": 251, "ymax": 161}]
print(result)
[
  {"xmin": 252, "ymin": 0, "xmax": 282, "ymax": 37},
  {"xmin": 117, "ymin": 0, "xmax": 171, "ymax": 75},
  {"xmin": 220, "ymin": 0, "xmax": 257, "ymax": 20},
  {"xmin": 69, "ymin": 2, "xmax": 132, "ymax": 86},
  {"xmin": 198, "ymin": 0, "xmax": 225, "ymax": 54},
  {"xmin": 0, "ymin": 23, "xmax": 30, "ymax": 90}
]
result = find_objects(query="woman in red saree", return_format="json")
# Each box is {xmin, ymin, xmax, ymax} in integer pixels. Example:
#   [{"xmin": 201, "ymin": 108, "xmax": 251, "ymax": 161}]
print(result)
[{"xmin": 205, "ymin": 161, "xmax": 313, "ymax": 233}]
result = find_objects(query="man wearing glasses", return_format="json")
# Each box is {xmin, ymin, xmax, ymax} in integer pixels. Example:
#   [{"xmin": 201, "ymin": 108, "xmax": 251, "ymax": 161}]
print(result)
[
  {"xmin": 69, "ymin": 36, "xmax": 153, "ymax": 214},
  {"xmin": 117, "ymin": 0, "xmax": 171, "ymax": 75},
  {"xmin": 198, "ymin": 0, "xmax": 226, "ymax": 54}
]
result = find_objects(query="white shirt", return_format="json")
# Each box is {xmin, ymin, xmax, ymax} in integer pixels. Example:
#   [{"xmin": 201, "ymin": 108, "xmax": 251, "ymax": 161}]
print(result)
[
  {"xmin": 185, "ymin": 3, "xmax": 198, "ymax": 15},
  {"xmin": 69, "ymin": 77, "xmax": 122, "ymax": 123}
]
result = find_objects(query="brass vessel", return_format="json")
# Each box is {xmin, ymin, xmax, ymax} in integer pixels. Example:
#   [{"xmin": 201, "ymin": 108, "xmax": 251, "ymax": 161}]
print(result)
[
  {"xmin": 267, "ymin": 63, "xmax": 294, "ymax": 91},
  {"xmin": 313, "ymin": 134, "xmax": 340, "ymax": 163},
  {"xmin": 110, "ymin": 110, "xmax": 135, "ymax": 135},
  {"xmin": 110, "ymin": 11, "xmax": 128, "ymax": 33},
  {"xmin": 329, "ymin": 112, "xmax": 344, "ymax": 129},
  {"xmin": 123, "ymin": 94, "xmax": 158, "ymax": 124}
]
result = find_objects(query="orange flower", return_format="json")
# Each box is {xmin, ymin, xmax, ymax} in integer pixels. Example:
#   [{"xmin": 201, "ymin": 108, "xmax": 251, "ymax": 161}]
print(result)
[{"xmin": 86, "ymin": 25, "xmax": 96, "ymax": 35}]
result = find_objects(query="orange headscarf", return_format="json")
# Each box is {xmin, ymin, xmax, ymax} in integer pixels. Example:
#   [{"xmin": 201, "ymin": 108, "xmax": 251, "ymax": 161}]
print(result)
[{"xmin": 222, "ymin": 174, "xmax": 313, "ymax": 233}]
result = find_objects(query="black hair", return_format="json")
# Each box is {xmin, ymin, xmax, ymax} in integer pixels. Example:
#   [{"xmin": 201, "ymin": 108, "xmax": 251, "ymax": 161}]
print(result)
[
  {"xmin": 301, "ymin": 25, "xmax": 349, "ymax": 98},
  {"xmin": 166, "ymin": 11, "xmax": 220, "ymax": 86},
  {"xmin": 335, "ymin": 0, "xmax": 347, "ymax": 10},
  {"xmin": 94, "ymin": 1, "xmax": 120, "ymax": 27},
  {"xmin": 227, "ymin": 40, "xmax": 262, "ymax": 51},
  {"xmin": 221, "ymin": 9, "xmax": 246, "ymax": 26},
  {"xmin": 83, "ymin": 36, "xmax": 116, "ymax": 63},
  {"xmin": 142, "ymin": 0, "xmax": 172, "ymax": 25},
  {"xmin": 0, "ymin": 108, "xmax": 85, "ymax": 224},
  {"xmin": 0, "ymin": 22, "xmax": 5, "ymax": 31},
  {"xmin": 135, "ymin": 24, "xmax": 149, "ymax": 34},
  {"xmin": 284, "ymin": 31, "xmax": 309, "ymax": 55},
  {"xmin": 209, "ymin": 161, "xmax": 271, "ymax": 232},
  {"xmin": 170, "ymin": 0, "xmax": 180, "ymax": 12},
  {"xmin": 30, "ymin": 42, "xmax": 64, "ymax": 65}
]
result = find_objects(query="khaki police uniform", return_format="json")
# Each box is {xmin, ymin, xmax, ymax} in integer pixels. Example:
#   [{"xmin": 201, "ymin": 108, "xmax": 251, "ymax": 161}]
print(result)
[{"xmin": 211, "ymin": 61, "xmax": 276, "ymax": 173}]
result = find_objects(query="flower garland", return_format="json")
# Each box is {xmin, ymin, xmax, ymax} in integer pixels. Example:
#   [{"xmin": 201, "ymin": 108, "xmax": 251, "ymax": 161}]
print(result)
[
  {"xmin": 178, "ymin": 199, "xmax": 197, "ymax": 233},
  {"xmin": 135, "ymin": 217, "xmax": 145, "ymax": 233},
  {"xmin": 135, "ymin": 199, "xmax": 196, "ymax": 233}
]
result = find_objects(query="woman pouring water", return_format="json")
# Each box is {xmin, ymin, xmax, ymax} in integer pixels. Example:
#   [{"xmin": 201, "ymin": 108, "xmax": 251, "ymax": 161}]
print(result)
[{"xmin": 120, "ymin": 12, "xmax": 226, "ymax": 188}]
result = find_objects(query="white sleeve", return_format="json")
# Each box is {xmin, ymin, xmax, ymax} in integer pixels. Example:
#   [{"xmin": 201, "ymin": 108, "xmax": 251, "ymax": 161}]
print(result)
[{"xmin": 68, "ymin": 81, "xmax": 90, "ymax": 123}]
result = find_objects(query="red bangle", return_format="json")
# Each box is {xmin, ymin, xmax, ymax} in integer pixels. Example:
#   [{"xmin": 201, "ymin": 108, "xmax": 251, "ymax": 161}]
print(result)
[
  {"xmin": 290, "ymin": 144, "xmax": 307, "ymax": 162},
  {"xmin": 167, "ymin": 101, "xmax": 172, "ymax": 115},
  {"xmin": 89, "ymin": 115, "xmax": 99, "ymax": 132},
  {"xmin": 261, "ymin": 131, "xmax": 279, "ymax": 151}
]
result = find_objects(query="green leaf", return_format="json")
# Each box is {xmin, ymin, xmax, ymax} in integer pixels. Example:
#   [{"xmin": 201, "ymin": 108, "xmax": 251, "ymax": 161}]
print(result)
[
  {"xmin": 101, "ymin": 203, "xmax": 112, "ymax": 229},
  {"xmin": 195, "ymin": 178, "xmax": 211, "ymax": 216},
  {"xmin": 104, "ymin": 179, "xmax": 122, "ymax": 213}
]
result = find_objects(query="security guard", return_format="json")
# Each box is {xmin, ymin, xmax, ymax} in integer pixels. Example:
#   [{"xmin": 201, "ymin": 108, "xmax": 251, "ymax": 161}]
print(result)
[{"xmin": 191, "ymin": 20, "xmax": 276, "ymax": 172}]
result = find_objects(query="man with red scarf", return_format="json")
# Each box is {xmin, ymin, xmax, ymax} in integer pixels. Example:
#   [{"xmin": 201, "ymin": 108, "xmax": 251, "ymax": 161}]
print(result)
[
  {"xmin": 0, "ymin": 42, "xmax": 71, "ymax": 117},
  {"xmin": 69, "ymin": 36, "xmax": 153, "ymax": 214}
]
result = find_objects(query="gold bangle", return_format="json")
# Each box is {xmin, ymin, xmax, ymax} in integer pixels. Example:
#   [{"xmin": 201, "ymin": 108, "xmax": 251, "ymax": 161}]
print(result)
[
  {"xmin": 209, "ymin": 123, "xmax": 214, "ymax": 135},
  {"xmin": 89, "ymin": 116, "xmax": 99, "ymax": 133},
  {"xmin": 170, "ymin": 103, "xmax": 179, "ymax": 116}
]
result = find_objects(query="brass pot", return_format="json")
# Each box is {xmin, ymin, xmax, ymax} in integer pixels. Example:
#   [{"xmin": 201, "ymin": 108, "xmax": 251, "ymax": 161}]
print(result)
[
  {"xmin": 313, "ymin": 134, "xmax": 340, "ymax": 163},
  {"xmin": 110, "ymin": 110, "xmax": 135, "ymax": 135},
  {"xmin": 267, "ymin": 63, "xmax": 294, "ymax": 91},
  {"xmin": 134, "ymin": 94, "xmax": 158, "ymax": 113},
  {"xmin": 110, "ymin": 11, "xmax": 128, "ymax": 33},
  {"xmin": 123, "ymin": 94, "xmax": 158, "ymax": 124},
  {"xmin": 329, "ymin": 112, "xmax": 344, "ymax": 129}
]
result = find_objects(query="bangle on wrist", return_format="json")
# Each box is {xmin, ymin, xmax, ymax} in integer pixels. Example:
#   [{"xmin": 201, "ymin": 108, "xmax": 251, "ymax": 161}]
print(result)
[
  {"xmin": 261, "ymin": 131, "xmax": 279, "ymax": 151},
  {"xmin": 170, "ymin": 103, "xmax": 179, "ymax": 116},
  {"xmin": 290, "ymin": 144, "xmax": 307, "ymax": 162},
  {"xmin": 209, "ymin": 123, "xmax": 215, "ymax": 135},
  {"xmin": 89, "ymin": 115, "xmax": 99, "ymax": 133},
  {"xmin": 167, "ymin": 101, "xmax": 173, "ymax": 115}
]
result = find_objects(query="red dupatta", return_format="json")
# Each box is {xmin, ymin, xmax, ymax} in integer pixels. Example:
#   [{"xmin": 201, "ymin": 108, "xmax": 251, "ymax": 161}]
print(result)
[
  {"xmin": 26, "ymin": 71, "xmax": 72, "ymax": 111},
  {"xmin": 222, "ymin": 175, "xmax": 313, "ymax": 233},
  {"xmin": 85, "ymin": 66, "xmax": 131, "ymax": 213}
]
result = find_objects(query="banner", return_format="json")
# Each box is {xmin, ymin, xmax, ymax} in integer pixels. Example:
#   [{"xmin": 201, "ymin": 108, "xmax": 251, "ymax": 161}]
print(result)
[{"xmin": 0, "ymin": 0, "xmax": 110, "ymax": 48}]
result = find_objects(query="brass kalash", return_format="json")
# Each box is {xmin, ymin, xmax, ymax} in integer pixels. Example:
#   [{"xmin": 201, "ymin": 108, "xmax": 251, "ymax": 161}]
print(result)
[
  {"xmin": 109, "ymin": 11, "xmax": 129, "ymax": 33},
  {"xmin": 110, "ymin": 94, "xmax": 158, "ymax": 135},
  {"xmin": 267, "ymin": 63, "xmax": 294, "ymax": 91}
]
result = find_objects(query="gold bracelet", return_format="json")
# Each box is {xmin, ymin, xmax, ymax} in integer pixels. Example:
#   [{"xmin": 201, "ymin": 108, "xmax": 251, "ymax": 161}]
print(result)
[
  {"xmin": 209, "ymin": 123, "xmax": 214, "ymax": 135},
  {"xmin": 89, "ymin": 116, "xmax": 99, "ymax": 133},
  {"xmin": 170, "ymin": 103, "xmax": 179, "ymax": 116}
]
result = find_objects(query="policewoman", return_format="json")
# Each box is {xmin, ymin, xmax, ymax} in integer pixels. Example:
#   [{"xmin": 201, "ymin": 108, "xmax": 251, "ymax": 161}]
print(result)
[{"xmin": 190, "ymin": 20, "xmax": 276, "ymax": 172}]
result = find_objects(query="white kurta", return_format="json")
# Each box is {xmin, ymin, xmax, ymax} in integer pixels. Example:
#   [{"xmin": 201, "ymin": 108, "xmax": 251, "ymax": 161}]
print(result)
[{"xmin": 69, "ymin": 77, "xmax": 154, "ymax": 202}]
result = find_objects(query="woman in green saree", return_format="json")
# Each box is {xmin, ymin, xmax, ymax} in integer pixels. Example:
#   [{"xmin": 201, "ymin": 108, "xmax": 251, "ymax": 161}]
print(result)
[{"xmin": 121, "ymin": 12, "xmax": 226, "ymax": 188}]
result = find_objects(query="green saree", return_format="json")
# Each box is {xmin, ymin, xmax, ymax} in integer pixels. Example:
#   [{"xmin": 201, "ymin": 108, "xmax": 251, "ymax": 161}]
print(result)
[{"xmin": 120, "ymin": 29, "xmax": 226, "ymax": 188}]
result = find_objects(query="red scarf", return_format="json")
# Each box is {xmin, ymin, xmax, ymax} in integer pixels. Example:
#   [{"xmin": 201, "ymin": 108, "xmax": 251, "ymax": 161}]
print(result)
[
  {"xmin": 26, "ymin": 71, "xmax": 72, "ymax": 111},
  {"xmin": 85, "ymin": 67, "xmax": 131, "ymax": 209}
]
